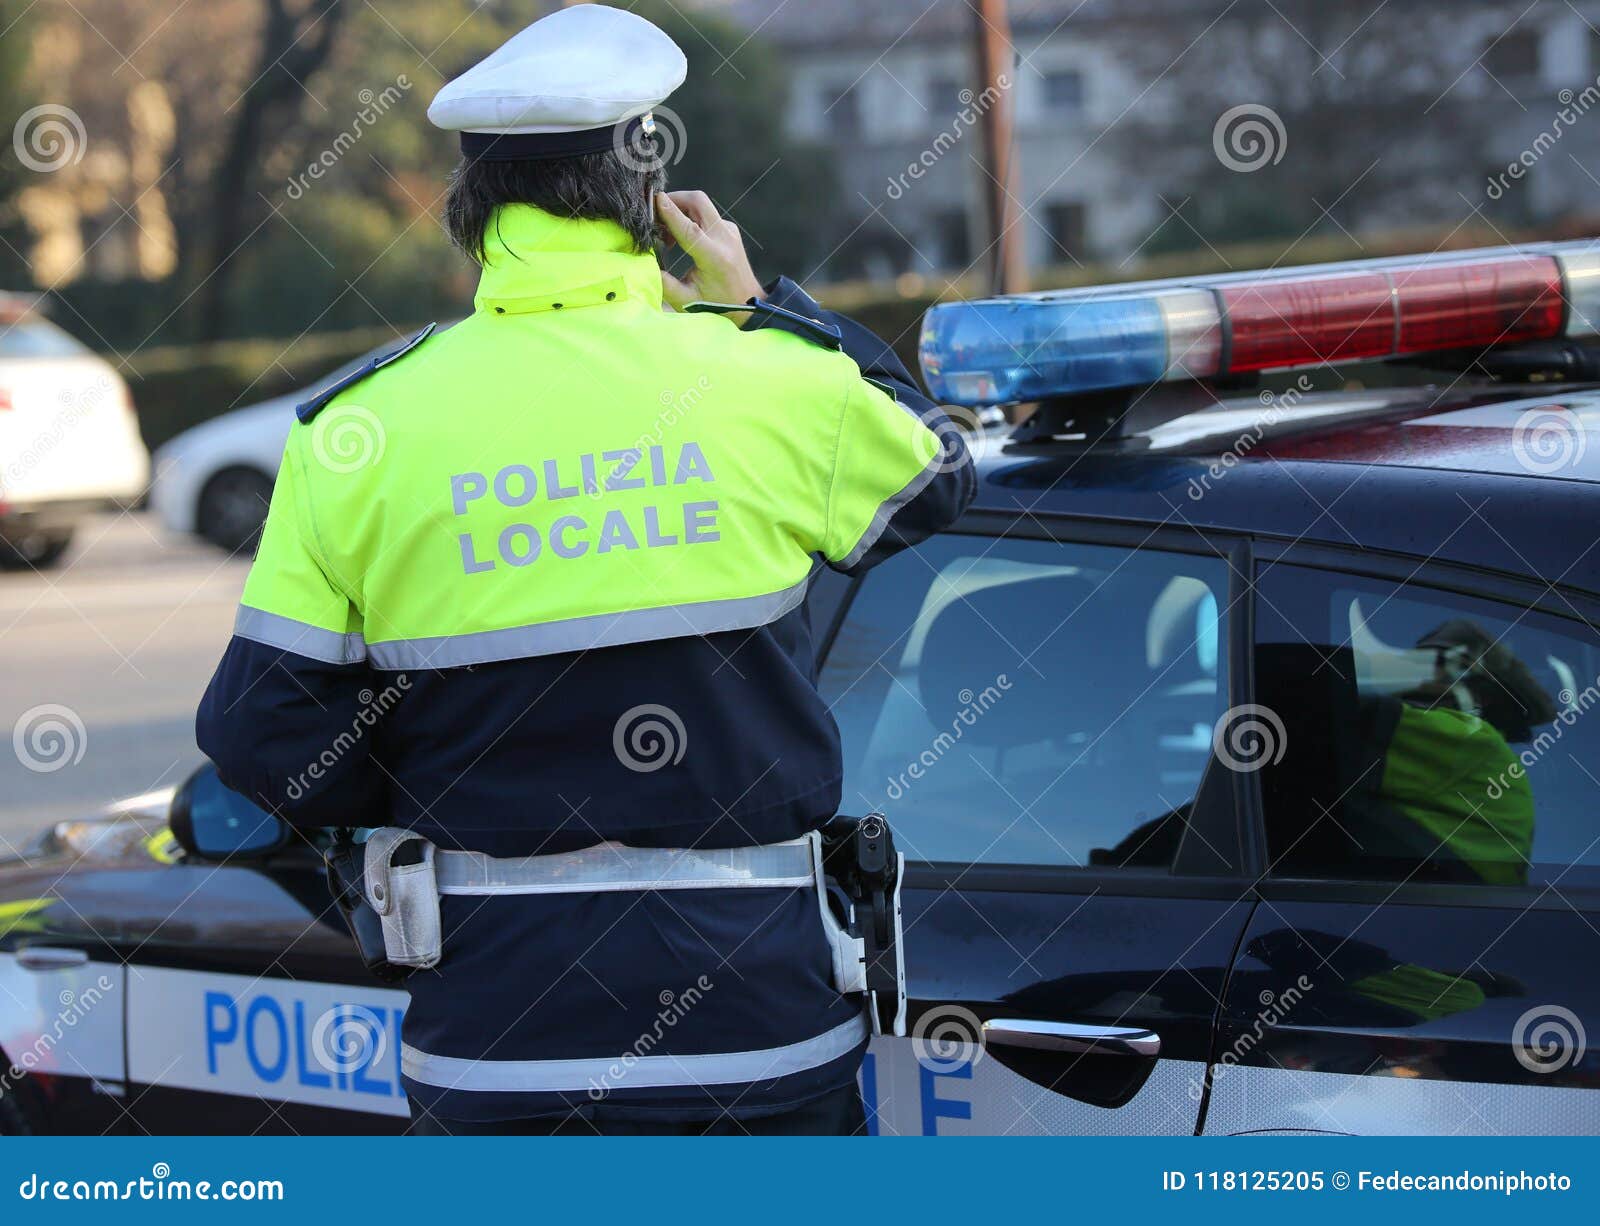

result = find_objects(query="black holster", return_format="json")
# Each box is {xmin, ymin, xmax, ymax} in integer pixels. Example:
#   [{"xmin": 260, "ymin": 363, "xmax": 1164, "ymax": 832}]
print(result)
[
  {"xmin": 324, "ymin": 831, "xmax": 411, "ymax": 984},
  {"xmin": 820, "ymin": 812, "xmax": 906, "ymax": 1035}
]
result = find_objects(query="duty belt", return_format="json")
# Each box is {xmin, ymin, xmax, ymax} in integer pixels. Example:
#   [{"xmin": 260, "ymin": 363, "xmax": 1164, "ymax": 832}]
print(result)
[{"xmin": 330, "ymin": 820, "xmax": 907, "ymax": 1037}]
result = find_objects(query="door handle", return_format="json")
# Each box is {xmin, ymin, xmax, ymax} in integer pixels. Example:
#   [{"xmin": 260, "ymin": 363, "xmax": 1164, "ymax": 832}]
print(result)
[
  {"xmin": 983, "ymin": 1018, "xmax": 1161, "ymax": 1059},
  {"xmin": 16, "ymin": 946, "xmax": 90, "ymax": 972}
]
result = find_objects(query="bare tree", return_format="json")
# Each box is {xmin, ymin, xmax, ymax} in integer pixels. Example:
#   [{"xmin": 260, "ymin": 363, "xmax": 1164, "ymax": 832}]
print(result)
[
  {"xmin": 195, "ymin": 0, "xmax": 349, "ymax": 337},
  {"xmin": 1096, "ymin": 0, "xmax": 1550, "ymax": 258}
]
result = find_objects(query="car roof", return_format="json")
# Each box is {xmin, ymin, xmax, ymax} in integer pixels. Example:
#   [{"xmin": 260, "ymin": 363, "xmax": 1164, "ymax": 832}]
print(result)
[{"xmin": 969, "ymin": 380, "xmax": 1599, "ymax": 598}]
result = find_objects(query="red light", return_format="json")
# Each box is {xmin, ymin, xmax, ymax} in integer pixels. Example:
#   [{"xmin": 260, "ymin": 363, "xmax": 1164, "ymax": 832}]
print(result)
[
  {"xmin": 0, "ymin": 388, "xmax": 10, "ymax": 411},
  {"xmin": 1222, "ymin": 273, "xmax": 1395, "ymax": 371},
  {"xmin": 1393, "ymin": 256, "xmax": 1563, "ymax": 353}
]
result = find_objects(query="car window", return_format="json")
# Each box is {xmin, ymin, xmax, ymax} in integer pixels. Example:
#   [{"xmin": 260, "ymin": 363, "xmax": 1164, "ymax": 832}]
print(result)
[
  {"xmin": 818, "ymin": 532, "xmax": 1229, "ymax": 868},
  {"xmin": 1254, "ymin": 561, "xmax": 1600, "ymax": 889},
  {"xmin": 0, "ymin": 317, "xmax": 90, "ymax": 358}
]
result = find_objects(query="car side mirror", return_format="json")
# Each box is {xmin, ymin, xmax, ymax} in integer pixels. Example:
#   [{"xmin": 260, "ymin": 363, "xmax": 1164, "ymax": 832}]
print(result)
[{"xmin": 168, "ymin": 763, "xmax": 290, "ymax": 861}]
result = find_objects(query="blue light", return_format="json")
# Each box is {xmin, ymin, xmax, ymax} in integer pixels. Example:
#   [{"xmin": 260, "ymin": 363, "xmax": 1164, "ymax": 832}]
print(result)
[{"xmin": 919, "ymin": 296, "xmax": 1171, "ymax": 406}]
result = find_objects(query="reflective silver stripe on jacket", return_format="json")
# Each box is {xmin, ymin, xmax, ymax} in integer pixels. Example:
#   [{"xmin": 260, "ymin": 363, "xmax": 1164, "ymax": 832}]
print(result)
[
  {"xmin": 835, "ymin": 454, "xmax": 942, "ymax": 570},
  {"xmin": 233, "ymin": 605, "xmax": 367, "ymax": 665},
  {"xmin": 400, "ymin": 1014, "xmax": 867, "ymax": 1093},
  {"xmin": 362, "ymin": 577, "xmax": 810, "ymax": 670},
  {"xmin": 433, "ymin": 837, "xmax": 817, "ymax": 895},
  {"xmin": 833, "ymin": 393, "xmax": 953, "ymax": 571}
]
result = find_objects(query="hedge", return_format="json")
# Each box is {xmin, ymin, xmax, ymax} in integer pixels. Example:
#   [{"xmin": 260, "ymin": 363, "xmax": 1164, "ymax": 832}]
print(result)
[
  {"xmin": 122, "ymin": 325, "xmax": 425, "ymax": 453},
  {"xmin": 119, "ymin": 222, "xmax": 1548, "ymax": 452}
]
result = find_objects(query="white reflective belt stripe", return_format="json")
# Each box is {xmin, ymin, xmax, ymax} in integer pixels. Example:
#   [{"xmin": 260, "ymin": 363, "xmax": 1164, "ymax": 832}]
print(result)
[
  {"xmin": 233, "ymin": 605, "xmax": 366, "ymax": 665},
  {"xmin": 363, "ymin": 578, "xmax": 810, "ymax": 670},
  {"xmin": 401, "ymin": 1014, "xmax": 868, "ymax": 1093},
  {"xmin": 432, "ymin": 836, "xmax": 817, "ymax": 895}
]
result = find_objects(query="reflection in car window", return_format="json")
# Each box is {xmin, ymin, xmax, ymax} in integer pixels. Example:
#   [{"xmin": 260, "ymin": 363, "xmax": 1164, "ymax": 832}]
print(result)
[
  {"xmin": 1255, "ymin": 562, "xmax": 1600, "ymax": 888},
  {"xmin": 0, "ymin": 318, "xmax": 90, "ymax": 358},
  {"xmin": 818, "ymin": 534, "xmax": 1229, "ymax": 868}
]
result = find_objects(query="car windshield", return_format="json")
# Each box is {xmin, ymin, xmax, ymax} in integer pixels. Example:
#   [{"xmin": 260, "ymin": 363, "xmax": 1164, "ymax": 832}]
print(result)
[{"xmin": 0, "ymin": 316, "xmax": 91, "ymax": 358}]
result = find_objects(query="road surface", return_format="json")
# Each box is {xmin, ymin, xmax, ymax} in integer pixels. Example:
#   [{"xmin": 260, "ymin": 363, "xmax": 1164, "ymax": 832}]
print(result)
[{"xmin": 0, "ymin": 511, "xmax": 247, "ymax": 852}]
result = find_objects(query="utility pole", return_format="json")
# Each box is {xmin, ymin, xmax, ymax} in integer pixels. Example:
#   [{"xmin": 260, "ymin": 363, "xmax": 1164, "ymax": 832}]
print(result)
[{"xmin": 971, "ymin": 0, "xmax": 1027, "ymax": 295}]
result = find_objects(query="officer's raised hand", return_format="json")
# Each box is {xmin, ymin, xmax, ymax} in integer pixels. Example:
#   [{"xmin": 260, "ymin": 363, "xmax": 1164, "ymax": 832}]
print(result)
[{"xmin": 655, "ymin": 190, "xmax": 763, "ymax": 322}]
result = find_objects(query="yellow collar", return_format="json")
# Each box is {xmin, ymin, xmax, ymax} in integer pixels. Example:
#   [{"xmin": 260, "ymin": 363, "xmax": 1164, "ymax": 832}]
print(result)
[{"xmin": 473, "ymin": 205, "xmax": 663, "ymax": 316}]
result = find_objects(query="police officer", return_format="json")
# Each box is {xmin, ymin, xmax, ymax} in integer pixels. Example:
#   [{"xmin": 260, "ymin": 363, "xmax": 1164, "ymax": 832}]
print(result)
[
  {"xmin": 196, "ymin": 4, "xmax": 974, "ymax": 1135},
  {"xmin": 1347, "ymin": 619, "xmax": 1556, "ymax": 886}
]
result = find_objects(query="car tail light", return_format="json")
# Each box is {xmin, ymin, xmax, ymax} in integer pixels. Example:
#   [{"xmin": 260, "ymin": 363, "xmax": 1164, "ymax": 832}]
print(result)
[{"xmin": 920, "ymin": 241, "xmax": 1599, "ymax": 405}]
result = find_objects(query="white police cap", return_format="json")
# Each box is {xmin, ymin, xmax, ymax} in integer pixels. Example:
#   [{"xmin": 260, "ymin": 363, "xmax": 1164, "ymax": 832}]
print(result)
[{"xmin": 428, "ymin": 4, "xmax": 687, "ymax": 162}]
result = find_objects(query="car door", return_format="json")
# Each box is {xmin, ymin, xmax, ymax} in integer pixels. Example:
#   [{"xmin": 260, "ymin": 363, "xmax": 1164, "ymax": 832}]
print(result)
[
  {"xmin": 111, "ymin": 844, "xmax": 409, "ymax": 1135},
  {"xmin": 0, "ymin": 872, "xmax": 131, "ymax": 1135},
  {"xmin": 1205, "ymin": 548, "xmax": 1600, "ymax": 1134},
  {"xmin": 814, "ymin": 516, "xmax": 1257, "ymax": 1135}
]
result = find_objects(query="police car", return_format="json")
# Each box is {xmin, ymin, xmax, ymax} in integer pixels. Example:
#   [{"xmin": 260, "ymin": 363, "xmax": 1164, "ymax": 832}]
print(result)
[{"xmin": 3, "ymin": 242, "xmax": 1599, "ymax": 1135}]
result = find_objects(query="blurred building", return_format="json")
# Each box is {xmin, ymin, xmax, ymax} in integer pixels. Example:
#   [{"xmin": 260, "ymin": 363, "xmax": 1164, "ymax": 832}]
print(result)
[{"xmin": 712, "ymin": 0, "xmax": 1600, "ymax": 282}]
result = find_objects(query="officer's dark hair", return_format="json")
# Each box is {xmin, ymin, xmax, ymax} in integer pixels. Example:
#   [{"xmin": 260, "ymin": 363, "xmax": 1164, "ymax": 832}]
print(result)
[{"xmin": 444, "ymin": 151, "xmax": 665, "ymax": 263}]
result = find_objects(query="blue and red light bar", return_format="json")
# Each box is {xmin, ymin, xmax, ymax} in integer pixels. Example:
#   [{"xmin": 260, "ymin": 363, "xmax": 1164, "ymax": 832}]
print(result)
[{"xmin": 919, "ymin": 241, "xmax": 1600, "ymax": 406}]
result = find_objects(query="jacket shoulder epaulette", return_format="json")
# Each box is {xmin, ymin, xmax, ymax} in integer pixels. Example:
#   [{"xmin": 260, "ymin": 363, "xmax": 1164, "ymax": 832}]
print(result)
[
  {"xmin": 684, "ymin": 300, "xmax": 843, "ymax": 352},
  {"xmin": 295, "ymin": 323, "xmax": 437, "ymax": 423}
]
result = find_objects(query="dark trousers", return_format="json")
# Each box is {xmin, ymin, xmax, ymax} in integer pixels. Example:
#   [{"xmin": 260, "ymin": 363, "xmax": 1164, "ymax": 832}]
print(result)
[{"xmin": 408, "ymin": 1083, "xmax": 867, "ymax": 1136}]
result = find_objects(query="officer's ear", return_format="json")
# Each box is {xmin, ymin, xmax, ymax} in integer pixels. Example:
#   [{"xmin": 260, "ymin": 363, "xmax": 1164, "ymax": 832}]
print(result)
[{"xmin": 650, "ymin": 190, "xmax": 673, "ymax": 252}]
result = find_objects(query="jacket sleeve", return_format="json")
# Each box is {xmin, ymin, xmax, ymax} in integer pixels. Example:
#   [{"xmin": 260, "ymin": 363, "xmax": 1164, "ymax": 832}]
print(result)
[
  {"xmin": 195, "ymin": 436, "xmax": 389, "ymax": 829},
  {"xmin": 748, "ymin": 276, "xmax": 977, "ymax": 575}
]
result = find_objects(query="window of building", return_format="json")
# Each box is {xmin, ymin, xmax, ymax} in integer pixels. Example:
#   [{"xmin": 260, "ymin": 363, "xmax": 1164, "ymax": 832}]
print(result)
[
  {"xmin": 1254, "ymin": 562, "xmax": 1600, "ymax": 888},
  {"xmin": 1483, "ymin": 27, "xmax": 1543, "ymax": 81},
  {"xmin": 928, "ymin": 76, "xmax": 965, "ymax": 117},
  {"xmin": 1042, "ymin": 68, "xmax": 1086, "ymax": 114},
  {"xmin": 933, "ymin": 209, "xmax": 971, "ymax": 269},
  {"xmin": 819, "ymin": 533, "xmax": 1229, "ymax": 868},
  {"xmin": 822, "ymin": 82, "xmax": 862, "ymax": 138},
  {"xmin": 1043, "ymin": 201, "xmax": 1087, "ymax": 264}
]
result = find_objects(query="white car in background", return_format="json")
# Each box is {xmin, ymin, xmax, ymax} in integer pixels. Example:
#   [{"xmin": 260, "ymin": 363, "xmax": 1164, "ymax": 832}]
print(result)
[
  {"xmin": 150, "ymin": 341, "xmax": 395, "ymax": 553},
  {"xmin": 0, "ymin": 296, "xmax": 150, "ymax": 570}
]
